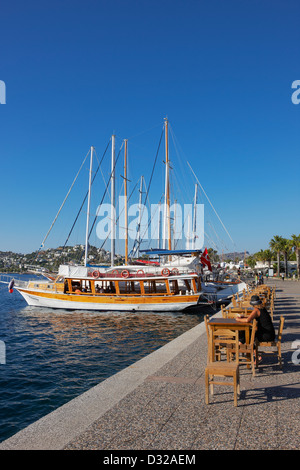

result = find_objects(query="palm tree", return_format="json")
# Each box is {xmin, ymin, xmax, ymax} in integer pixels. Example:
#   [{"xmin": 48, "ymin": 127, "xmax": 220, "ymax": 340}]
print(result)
[
  {"xmin": 291, "ymin": 234, "xmax": 300, "ymax": 278},
  {"xmin": 263, "ymin": 249, "xmax": 273, "ymax": 269},
  {"xmin": 282, "ymin": 238, "xmax": 292, "ymax": 277},
  {"xmin": 270, "ymin": 236, "xmax": 286, "ymax": 277}
]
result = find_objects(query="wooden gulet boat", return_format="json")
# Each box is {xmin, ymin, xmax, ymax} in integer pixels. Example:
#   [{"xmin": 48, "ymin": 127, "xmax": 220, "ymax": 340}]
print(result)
[{"xmin": 14, "ymin": 271, "xmax": 203, "ymax": 312}]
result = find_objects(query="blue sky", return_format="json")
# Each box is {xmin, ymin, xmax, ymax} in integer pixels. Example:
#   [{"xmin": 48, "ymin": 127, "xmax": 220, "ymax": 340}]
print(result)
[{"xmin": 0, "ymin": 0, "xmax": 300, "ymax": 255}]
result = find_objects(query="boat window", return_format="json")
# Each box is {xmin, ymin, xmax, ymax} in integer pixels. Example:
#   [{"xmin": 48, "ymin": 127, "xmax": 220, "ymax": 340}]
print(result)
[
  {"xmin": 153, "ymin": 281, "xmax": 167, "ymax": 294},
  {"xmin": 170, "ymin": 280, "xmax": 179, "ymax": 294},
  {"xmin": 118, "ymin": 281, "xmax": 141, "ymax": 294}
]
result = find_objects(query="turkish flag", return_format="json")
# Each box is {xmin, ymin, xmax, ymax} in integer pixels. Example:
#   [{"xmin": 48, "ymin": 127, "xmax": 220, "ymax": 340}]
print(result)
[{"xmin": 200, "ymin": 248, "xmax": 212, "ymax": 271}]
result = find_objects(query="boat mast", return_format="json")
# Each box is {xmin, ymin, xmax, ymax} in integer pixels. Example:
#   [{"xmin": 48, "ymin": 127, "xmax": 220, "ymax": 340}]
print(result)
[
  {"xmin": 192, "ymin": 183, "xmax": 198, "ymax": 249},
  {"xmin": 158, "ymin": 200, "xmax": 161, "ymax": 250},
  {"xmin": 84, "ymin": 146, "xmax": 94, "ymax": 267},
  {"xmin": 124, "ymin": 139, "xmax": 128, "ymax": 264},
  {"xmin": 163, "ymin": 117, "xmax": 171, "ymax": 252},
  {"xmin": 111, "ymin": 135, "xmax": 116, "ymax": 267},
  {"xmin": 136, "ymin": 175, "xmax": 144, "ymax": 258},
  {"xmin": 186, "ymin": 213, "xmax": 191, "ymax": 250}
]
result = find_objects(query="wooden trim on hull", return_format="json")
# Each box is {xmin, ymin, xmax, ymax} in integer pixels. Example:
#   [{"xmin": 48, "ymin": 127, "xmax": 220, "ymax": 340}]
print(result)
[{"xmin": 17, "ymin": 288, "xmax": 199, "ymax": 312}]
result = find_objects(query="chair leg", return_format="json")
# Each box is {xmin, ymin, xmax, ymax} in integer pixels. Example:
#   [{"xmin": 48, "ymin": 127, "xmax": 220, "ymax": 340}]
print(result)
[
  {"xmin": 237, "ymin": 369, "xmax": 240, "ymax": 396},
  {"xmin": 205, "ymin": 369, "xmax": 209, "ymax": 404},
  {"xmin": 233, "ymin": 373, "xmax": 238, "ymax": 407},
  {"xmin": 251, "ymin": 352, "xmax": 256, "ymax": 376},
  {"xmin": 278, "ymin": 344, "xmax": 282, "ymax": 368}
]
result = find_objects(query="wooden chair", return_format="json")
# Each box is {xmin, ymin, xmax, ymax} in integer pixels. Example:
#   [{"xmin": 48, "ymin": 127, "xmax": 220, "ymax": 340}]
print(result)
[
  {"xmin": 229, "ymin": 319, "xmax": 257, "ymax": 376},
  {"xmin": 255, "ymin": 316, "xmax": 285, "ymax": 368},
  {"xmin": 204, "ymin": 314, "xmax": 221, "ymax": 362},
  {"xmin": 205, "ymin": 327, "xmax": 240, "ymax": 406},
  {"xmin": 220, "ymin": 304, "xmax": 227, "ymax": 318}
]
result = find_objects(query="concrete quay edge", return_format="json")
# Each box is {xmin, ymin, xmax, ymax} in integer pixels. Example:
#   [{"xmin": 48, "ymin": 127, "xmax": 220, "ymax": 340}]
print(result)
[{"xmin": 0, "ymin": 307, "xmax": 220, "ymax": 450}]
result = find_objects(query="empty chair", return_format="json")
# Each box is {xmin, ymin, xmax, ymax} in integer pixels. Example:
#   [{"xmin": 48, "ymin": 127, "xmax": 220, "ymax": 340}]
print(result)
[{"xmin": 205, "ymin": 327, "xmax": 240, "ymax": 406}]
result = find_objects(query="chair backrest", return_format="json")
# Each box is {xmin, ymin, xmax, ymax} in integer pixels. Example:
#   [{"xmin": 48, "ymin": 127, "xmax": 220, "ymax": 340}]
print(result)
[
  {"xmin": 277, "ymin": 316, "xmax": 285, "ymax": 343},
  {"xmin": 211, "ymin": 328, "xmax": 240, "ymax": 363},
  {"xmin": 249, "ymin": 319, "xmax": 257, "ymax": 346},
  {"xmin": 220, "ymin": 304, "xmax": 227, "ymax": 318},
  {"xmin": 204, "ymin": 314, "xmax": 213, "ymax": 362},
  {"xmin": 204, "ymin": 314, "xmax": 210, "ymax": 341},
  {"xmin": 232, "ymin": 296, "xmax": 237, "ymax": 307}
]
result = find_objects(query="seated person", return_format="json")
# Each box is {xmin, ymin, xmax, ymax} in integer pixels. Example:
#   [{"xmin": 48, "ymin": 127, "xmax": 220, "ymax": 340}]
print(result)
[{"xmin": 236, "ymin": 294, "xmax": 275, "ymax": 360}]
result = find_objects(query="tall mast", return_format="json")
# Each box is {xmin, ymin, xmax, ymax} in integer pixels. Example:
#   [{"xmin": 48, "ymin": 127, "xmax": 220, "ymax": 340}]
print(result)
[
  {"xmin": 111, "ymin": 135, "xmax": 116, "ymax": 267},
  {"xmin": 163, "ymin": 117, "xmax": 171, "ymax": 252},
  {"xmin": 192, "ymin": 183, "xmax": 198, "ymax": 249},
  {"xmin": 136, "ymin": 175, "xmax": 144, "ymax": 258},
  {"xmin": 158, "ymin": 200, "xmax": 161, "ymax": 250},
  {"xmin": 186, "ymin": 213, "xmax": 191, "ymax": 250},
  {"xmin": 124, "ymin": 139, "xmax": 128, "ymax": 265},
  {"xmin": 84, "ymin": 146, "xmax": 94, "ymax": 267}
]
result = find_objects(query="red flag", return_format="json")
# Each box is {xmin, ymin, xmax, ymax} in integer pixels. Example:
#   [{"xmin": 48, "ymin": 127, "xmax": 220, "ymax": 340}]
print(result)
[{"xmin": 200, "ymin": 248, "xmax": 212, "ymax": 271}]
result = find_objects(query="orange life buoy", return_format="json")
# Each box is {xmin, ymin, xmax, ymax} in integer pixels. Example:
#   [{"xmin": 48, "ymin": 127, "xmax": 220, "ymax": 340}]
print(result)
[
  {"xmin": 171, "ymin": 268, "xmax": 179, "ymax": 275},
  {"xmin": 92, "ymin": 270, "xmax": 100, "ymax": 278},
  {"xmin": 121, "ymin": 269, "xmax": 130, "ymax": 278},
  {"xmin": 136, "ymin": 270, "xmax": 145, "ymax": 276},
  {"xmin": 161, "ymin": 268, "xmax": 170, "ymax": 277}
]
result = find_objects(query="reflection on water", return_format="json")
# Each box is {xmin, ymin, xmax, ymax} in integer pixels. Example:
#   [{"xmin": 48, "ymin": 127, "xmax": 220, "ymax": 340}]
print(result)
[{"xmin": 0, "ymin": 275, "xmax": 208, "ymax": 443}]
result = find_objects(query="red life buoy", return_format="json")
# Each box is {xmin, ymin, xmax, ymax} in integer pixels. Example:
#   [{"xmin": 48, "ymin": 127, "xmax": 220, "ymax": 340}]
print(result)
[
  {"xmin": 121, "ymin": 269, "xmax": 130, "ymax": 278},
  {"xmin": 111, "ymin": 270, "xmax": 119, "ymax": 276},
  {"xmin": 171, "ymin": 268, "xmax": 179, "ymax": 275},
  {"xmin": 92, "ymin": 270, "xmax": 100, "ymax": 278},
  {"xmin": 161, "ymin": 268, "xmax": 170, "ymax": 277},
  {"xmin": 136, "ymin": 270, "xmax": 145, "ymax": 276}
]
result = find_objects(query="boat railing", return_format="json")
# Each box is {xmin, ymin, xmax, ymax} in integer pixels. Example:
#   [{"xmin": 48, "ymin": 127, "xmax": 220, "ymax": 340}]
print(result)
[
  {"xmin": 0, "ymin": 275, "xmax": 28, "ymax": 288},
  {"xmin": 89, "ymin": 268, "xmax": 199, "ymax": 280}
]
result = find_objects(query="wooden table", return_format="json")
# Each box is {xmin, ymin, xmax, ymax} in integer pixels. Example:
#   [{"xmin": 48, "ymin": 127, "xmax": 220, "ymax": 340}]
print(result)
[
  {"xmin": 208, "ymin": 318, "xmax": 253, "ymax": 361},
  {"xmin": 224, "ymin": 307, "xmax": 252, "ymax": 318}
]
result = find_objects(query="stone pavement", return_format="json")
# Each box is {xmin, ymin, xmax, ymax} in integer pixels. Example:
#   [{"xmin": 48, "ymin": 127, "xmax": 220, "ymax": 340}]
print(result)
[{"xmin": 1, "ymin": 279, "xmax": 299, "ymax": 451}]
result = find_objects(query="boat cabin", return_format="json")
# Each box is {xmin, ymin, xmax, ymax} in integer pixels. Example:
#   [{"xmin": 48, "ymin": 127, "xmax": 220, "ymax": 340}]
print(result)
[{"xmin": 61, "ymin": 273, "xmax": 201, "ymax": 297}]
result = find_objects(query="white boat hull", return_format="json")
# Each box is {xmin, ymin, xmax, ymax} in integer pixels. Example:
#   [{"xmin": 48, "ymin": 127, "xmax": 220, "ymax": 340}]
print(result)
[
  {"xmin": 202, "ymin": 281, "xmax": 248, "ymax": 301},
  {"xmin": 17, "ymin": 289, "xmax": 198, "ymax": 312}
]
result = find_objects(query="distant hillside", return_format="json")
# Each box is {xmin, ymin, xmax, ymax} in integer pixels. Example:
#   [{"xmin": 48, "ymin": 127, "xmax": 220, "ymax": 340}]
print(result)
[{"xmin": 221, "ymin": 252, "xmax": 249, "ymax": 261}]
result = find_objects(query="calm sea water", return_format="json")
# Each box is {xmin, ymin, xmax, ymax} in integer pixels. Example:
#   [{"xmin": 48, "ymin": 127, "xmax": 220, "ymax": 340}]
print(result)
[{"xmin": 0, "ymin": 274, "xmax": 209, "ymax": 443}]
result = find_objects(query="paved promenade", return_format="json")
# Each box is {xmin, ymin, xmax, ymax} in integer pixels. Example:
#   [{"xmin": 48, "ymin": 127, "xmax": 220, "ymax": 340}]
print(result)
[{"xmin": 1, "ymin": 279, "xmax": 299, "ymax": 451}]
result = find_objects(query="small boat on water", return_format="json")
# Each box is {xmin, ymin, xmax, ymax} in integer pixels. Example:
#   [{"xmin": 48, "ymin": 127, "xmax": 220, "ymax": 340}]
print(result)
[{"xmin": 2, "ymin": 270, "xmax": 205, "ymax": 312}]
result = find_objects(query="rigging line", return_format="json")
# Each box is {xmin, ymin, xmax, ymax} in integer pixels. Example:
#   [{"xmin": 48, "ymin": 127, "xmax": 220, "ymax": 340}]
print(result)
[
  {"xmin": 87, "ymin": 142, "xmax": 124, "ymax": 241},
  {"xmin": 125, "ymin": 121, "xmax": 163, "ymax": 143},
  {"xmin": 169, "ymin": 124, "xmax": 194, "ymax": 202},
  {"xmin": 187, "ymin": 161, "xmax": 236, "ymax": 247},
  {"xmin": 142, "ymin": 193, "xmax": 165, "ymax": 252},
  {"xmin": 62, "ymin": 138, "xmax": 111, "ymax": 250},
  {"xmin": 98, "ymin": 180, "xmax": 139, "ymax": 251},
  {"xmin": 207, "ymin": 221, "xmax": 229, "ymax": 252},
  {"xmin": 36, "ymin": 148, "xmax": 90, "ymax": 257},
  {"xmin": 130, "ymin": 126, "xmax": 164, "ymax": 256}
]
